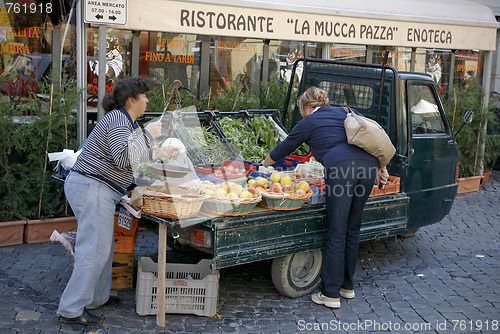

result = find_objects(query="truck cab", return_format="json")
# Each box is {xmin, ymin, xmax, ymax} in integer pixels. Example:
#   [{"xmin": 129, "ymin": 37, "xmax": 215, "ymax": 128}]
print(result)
[{"xmin": 283, "ymin": 58, "xmax": 460, "ymax": 232}]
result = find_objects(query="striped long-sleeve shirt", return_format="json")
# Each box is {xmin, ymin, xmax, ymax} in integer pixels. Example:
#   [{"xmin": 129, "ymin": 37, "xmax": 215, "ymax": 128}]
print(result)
[{"xmin": 72, "ymin": 107, "xmax": 153, "ymax": 195}]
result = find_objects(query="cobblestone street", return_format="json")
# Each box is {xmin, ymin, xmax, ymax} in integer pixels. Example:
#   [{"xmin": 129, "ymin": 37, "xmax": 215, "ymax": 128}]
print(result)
[{"xmin": 0, "ymin": 172, "xmax": 499, "ymax": 333}]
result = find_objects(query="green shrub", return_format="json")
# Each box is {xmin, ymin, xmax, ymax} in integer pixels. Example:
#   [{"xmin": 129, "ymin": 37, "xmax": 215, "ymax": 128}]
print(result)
[
  {"xmin": 442, "ymin": 80, "xmax": 500, "ymax": 177},
  {"xmin": 0, "ymin": 76, "xmax": 81, "ymax": 221}
]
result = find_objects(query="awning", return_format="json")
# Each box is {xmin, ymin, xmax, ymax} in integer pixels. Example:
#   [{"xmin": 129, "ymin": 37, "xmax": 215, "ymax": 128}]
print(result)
[{"xmin": 122, "ymin": 0, "xmax": 500, "ymax": 50}]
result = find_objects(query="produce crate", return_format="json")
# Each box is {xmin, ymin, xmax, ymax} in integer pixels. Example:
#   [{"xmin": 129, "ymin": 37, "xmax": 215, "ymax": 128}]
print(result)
[
  {"xmin": 165, "ymin": 111, "xmax": 240, "ymax": 166},
  {"xmin": 306, "ymin": 187, "xmax": 326, "ymax": 204},
  {"xmin": 114, "ymin": 235, "xmax": 137, "ymax": 253},
  {"xmin": 246, "ymin": 109, "xmax": 286, "ymax": 130},
  {"xmin": 209, "ymin": 110, "xmax": 253, "ymax": 130},
  {"xmin": 112, "ymin": 252, "xmax": 134, "ymax": 291},
  {"xmin": 114, "ymin": 212, "xmax": 139, "ymax": 236},
  {"xmin": 272, "ymin": 157, "xmax": 301, "ymax": 171},
  {"xmin": 287, "ymin": 152, "xmax": 314, "ymax": 163},
  {"xmin": 135, "ymin": 257, "xmax": 219, "ymax": 317},
  {"xmin": 369, "ymin": 176, "xmax": 401, "ymax": 197},
  {"xmin": 114, "ymin": 212, "xmax": 139, "ymax": 253},
  {"xmin": 195, "ymin": 160, "xmax": 255, "ymax": 179}
]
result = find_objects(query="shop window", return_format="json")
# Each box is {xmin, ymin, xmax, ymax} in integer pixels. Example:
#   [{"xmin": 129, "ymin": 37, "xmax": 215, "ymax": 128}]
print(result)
[
  {"xmin": 141, "ymin": 32, "xmax": 200, "ymax": 96},
  {"xmin": 0, "ymin": 1, "xmax": 62, "ymax": 100},
  {"xmin": 209, "ymin": 37, "xmax": 263, "ymax": 93},
  {"xmin": 86, "ymin": 27, "xmax": 132, "ymax": 100},
  {"xmin": 268, "ymin": 40, "xmax": 320, "ymax": 85},
  {"xmin": 408, "ymin": 83, "xmax": 446, "ymax": 135},
  {"xmin": 330, "ymin": 44, "xmax": 366, "ymax": 62},
  {"xmin": 453, "ymin": 51, "xmax": 481, "ymax": 88},
  {"xmin": 372, "ymin": 47, "xmax": 413, "ymax": 71}
]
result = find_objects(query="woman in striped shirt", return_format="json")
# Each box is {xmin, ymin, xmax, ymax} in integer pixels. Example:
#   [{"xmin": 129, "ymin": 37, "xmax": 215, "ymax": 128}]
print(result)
[{"xmin": 58, "ymin": 77, "xmax": 172, "ymax": 325}]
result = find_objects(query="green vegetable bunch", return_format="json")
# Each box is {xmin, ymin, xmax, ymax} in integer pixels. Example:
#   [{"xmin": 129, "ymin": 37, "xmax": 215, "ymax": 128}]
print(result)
[
  {"xmin": 217, "ymin": 117, "xmax": 267, "ymax": 162},
  {"xmin": 186, "ymin": 126, "xmax": 233, "ymax": 164}
]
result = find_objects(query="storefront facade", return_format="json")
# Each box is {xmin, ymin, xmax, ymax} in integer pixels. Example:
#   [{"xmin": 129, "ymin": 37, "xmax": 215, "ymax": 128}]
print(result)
[{"xmin": 1, "ymin": 0, "xmax": 498, "ymax": 140}]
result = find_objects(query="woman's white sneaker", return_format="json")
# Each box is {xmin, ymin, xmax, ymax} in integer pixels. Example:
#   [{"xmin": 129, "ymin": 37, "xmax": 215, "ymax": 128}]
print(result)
[
  {"xmin": 311, "ymin": 292, "xmax": 341, "ymax": 308},
  {"xmin": 340, "ymin": 288, "xmax": 355, "ymax": 299}
]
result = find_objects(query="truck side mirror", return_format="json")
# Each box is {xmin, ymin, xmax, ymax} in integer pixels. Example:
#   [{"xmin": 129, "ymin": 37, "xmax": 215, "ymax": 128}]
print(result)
[
  {"xmin": 454, "ymin": 110, "xmax": 474, "ymax": 138},
  {"xmin": 463, "ymin": 110, "xmax": 474, "ymax": 124}
]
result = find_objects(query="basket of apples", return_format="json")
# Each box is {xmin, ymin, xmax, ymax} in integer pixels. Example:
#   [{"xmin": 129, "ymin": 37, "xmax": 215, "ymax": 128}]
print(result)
[
  {"xmin": 199, "ymin": 180, "xmax": 262, "ymax": 216},
  {"xmin": 258, "ymin": 172, "xmax": 313, "ymax": 211}
]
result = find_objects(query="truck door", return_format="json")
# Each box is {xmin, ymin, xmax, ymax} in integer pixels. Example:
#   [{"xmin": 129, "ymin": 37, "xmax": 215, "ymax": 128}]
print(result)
[{"xmin": 406, "ymin": 81, "xmax": 458, "ymax": 228}]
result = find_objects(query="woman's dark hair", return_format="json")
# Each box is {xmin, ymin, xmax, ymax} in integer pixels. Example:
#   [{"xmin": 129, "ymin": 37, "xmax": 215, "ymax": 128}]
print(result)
[{"xmin": 102, "ymin": 76, "xmax": 151, "ymax": 111}]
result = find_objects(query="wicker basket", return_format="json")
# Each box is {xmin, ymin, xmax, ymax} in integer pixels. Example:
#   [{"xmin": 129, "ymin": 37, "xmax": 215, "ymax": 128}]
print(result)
[
  {"xmin": 142, "ymin": 193, "xmax": 206, "ymax": 219},
  {"xmin": 258, "ymin": 189, "xmax": 313, "ymax": 210},
  {"xmin": 202, "ymin": 194, "xmax": 262, "ymax": 216}
]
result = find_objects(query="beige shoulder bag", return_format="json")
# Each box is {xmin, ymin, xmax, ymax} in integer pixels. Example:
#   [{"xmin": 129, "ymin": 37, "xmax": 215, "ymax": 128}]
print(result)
[{"xmin": 343, "ymin": 107, "xmax": 396, "ymax": 168}]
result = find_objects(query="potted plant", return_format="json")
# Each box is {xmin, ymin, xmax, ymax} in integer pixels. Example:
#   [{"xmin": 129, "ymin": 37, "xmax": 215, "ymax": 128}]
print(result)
[
  {"xmin": 443, "ymin": 80, "xmax": 500, "ymax": 193},
  {"xmin": 0, "ymin": 75, "xmax": 82, "ymax": 243}
]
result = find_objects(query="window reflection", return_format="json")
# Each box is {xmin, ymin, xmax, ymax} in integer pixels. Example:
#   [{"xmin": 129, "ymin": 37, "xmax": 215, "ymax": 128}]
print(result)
[{"xmin": 409, "ymin": 84, "xmax": 446, "ymax": 135}]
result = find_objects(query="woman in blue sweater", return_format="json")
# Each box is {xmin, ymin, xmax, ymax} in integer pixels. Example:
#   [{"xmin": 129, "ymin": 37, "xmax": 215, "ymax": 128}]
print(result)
[
  {"xmin": 263, "ymin": 86, "xmax": 389, "ymax": 309},
  {"xmin": 58, "ymin": 77, "xmax": 174, "ymax": 325}
]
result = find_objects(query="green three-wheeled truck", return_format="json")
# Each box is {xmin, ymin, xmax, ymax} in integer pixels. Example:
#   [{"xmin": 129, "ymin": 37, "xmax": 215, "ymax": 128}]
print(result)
[{"xmin": 143, "ymin": 58, "xmax": 468, "ymax": 299}]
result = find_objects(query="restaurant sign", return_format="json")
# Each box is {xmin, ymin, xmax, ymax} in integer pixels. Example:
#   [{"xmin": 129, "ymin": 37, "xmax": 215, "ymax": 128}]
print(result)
[{"xmin": 123, "ymin": 0, "xmax": 496, "ymax": 50}]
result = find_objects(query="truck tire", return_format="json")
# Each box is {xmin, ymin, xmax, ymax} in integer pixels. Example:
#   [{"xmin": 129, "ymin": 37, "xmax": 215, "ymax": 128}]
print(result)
[{"xmin": 271, "ymin": 250, "xmax": 322, "ymax": 298}]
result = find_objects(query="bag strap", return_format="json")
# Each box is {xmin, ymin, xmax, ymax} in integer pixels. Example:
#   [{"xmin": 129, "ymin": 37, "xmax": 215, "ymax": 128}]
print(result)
[{"xmin": 342, "ymin": 106, "xmax": 352, "ymax": 114}]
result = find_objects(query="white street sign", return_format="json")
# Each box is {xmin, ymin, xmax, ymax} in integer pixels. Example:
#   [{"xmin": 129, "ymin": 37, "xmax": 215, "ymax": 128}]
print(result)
[{"xmin": 84, "ymin": 0, "xmax": 127, "ymax": 25}]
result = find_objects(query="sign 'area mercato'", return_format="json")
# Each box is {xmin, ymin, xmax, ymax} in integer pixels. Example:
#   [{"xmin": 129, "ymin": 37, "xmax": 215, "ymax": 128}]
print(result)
[{"xmin": 84, "ymin": 0, "xmax": 127, "ymax": 26}]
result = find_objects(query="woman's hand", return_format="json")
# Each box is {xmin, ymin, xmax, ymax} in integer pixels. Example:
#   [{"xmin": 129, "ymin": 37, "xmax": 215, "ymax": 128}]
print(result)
[
  {"xmin": 145, "ymin": 121, "xmax": 162, "ymax": 139},
  {"xmin": 261, "ymin": 155, "xmax": 276, "ymax": 167},
  {"xmin": 376, "ymin": 166, "xmax": 389, "ymax": 188}
]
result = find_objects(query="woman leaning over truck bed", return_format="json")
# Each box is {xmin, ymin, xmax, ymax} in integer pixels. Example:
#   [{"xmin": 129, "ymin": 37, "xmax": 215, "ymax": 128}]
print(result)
[
  {"xmin": 262, "ymin": 86, "xmax": 389, "ymax": 309},
  {"xmin": 57, "ymin": 77, "xmax": 176, "ymax": 326}
]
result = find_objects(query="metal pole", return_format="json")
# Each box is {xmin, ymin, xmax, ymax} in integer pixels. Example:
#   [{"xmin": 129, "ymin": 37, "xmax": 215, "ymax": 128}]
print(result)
[
  {"xmin": 51, "ymin": 29, "xmax": 62, "ymax": 87},
  {"xmin": 98, "ymin": 25, "xmax": 107, "ymax": 121},
  {"xmin": 76, "ymin": 0, "xmax": 87, "ymax": 144},
  {"xmin": 130, "ymin": 31, "xmax": 141, "ymax": 77},
  {"xmin": 478, "ymin": 50, "xmax": 493, "ymax": 176}
]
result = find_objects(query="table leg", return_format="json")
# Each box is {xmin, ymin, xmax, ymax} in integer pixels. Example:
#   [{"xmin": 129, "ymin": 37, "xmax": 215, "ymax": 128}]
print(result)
[{"xmin": 157, "ymin": 224, "xmax": 167, "ymax": 327}]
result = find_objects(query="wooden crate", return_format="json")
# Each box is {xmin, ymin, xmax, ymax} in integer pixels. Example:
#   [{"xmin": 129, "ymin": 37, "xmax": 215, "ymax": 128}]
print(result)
[{"xmin": 112, "ymin": 252, "xmax": 134, "ymax": 291}]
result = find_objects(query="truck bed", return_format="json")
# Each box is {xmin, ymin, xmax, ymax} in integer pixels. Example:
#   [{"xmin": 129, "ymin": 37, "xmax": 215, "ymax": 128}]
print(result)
[{"xmin": 144, "ymin": 193, "xmax": 409, "ymax": 269}]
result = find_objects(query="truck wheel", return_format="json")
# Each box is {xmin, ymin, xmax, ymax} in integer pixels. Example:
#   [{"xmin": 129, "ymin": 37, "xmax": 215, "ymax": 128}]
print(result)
[
  {"xmin": 271, "ymin": 250, "xmax": 322, "ymax": 298},
  {"xmin": 398, "ymin": 228, "xmax": 420, "ymax": 238}
]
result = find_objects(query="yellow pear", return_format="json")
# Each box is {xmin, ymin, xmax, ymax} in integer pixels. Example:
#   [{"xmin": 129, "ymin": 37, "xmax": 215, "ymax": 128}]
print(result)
[
  {"xmin": 270, "ymin": 172, "xmax": 281, "ymax": 183},
  {"xmin": 239, "ymin": 190, "xmax": 253, "ymax": 199},
  {"xmin": 280, "ymin": 175, "xmax": 292, "ymax": 186},
  {"xmin": 214, "ymin": 188, "xmax": 227, "ymax": 197},
  {"xmin": 229, "ymin": 184, "xmax": 243, "ymax": 196},
  {"xmin": 297, "ymin": 180, "xmax": 310, "ymax": 192},
  {"xmin": 247, "ymin": 179, "xmax": 257, "ymax": 188}
]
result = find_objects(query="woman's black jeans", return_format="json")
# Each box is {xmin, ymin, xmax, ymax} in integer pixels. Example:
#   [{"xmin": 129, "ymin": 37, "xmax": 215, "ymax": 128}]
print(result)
[{"xmin": 320, "ymin": 159, "xmax": 377, "ymax": 298}]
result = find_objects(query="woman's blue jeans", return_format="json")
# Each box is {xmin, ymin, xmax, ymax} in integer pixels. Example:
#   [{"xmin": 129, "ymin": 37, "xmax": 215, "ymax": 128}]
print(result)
[
  {"xmin": 57, "ymin": 172, "xmax": 122, "ymax": 318},
  {"xmin": 320, "ymin": 159, "xmax": 377, "ymax": 298}
]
